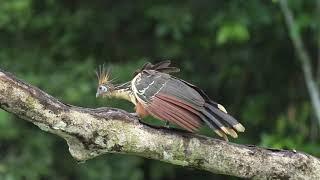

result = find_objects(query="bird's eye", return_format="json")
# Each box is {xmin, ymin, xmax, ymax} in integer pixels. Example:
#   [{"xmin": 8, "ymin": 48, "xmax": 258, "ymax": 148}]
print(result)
[{"xmin": 99, "ymin": 85, "xmax": 107, "ymax": 92}]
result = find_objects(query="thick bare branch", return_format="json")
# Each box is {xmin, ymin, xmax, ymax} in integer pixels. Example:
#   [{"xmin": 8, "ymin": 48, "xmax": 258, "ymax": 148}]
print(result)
[
  {"xmin": 0, "ymin": 69, "xmax": 319, "ymax": 179},
  {"xmin": 280, "ymin": 0, "xmax": 320, "ymax": 127}
]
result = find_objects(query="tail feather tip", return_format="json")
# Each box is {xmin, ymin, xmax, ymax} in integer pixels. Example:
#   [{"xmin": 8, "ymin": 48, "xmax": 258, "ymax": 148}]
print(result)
[
  {"xmin": 227, "ymin": 128, "xmax": 238, "ymax": 138},
  {"xmin": 214, "ymin": 130, "xmax": 229, "ymax": 141},
  {"xmin": 221, "ymin": 127, "xmax": 238, "ymax": 138},
  {"xmin": 217, "ymin": 104, "xmax": 228, "ymax": 113},
  {"xmin": 233, "ymin": 123, "xmax": 245, "ymax": 132}
]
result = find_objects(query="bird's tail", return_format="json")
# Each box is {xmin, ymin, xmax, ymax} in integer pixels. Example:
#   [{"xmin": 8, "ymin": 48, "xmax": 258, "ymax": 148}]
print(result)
[
  {"xmin": 179, "ymin": 79, "xmax": 245, "ymax": 140},
  {"xmin": 201, "ymin": 101, "xmax": 245, "ymax": 141}
]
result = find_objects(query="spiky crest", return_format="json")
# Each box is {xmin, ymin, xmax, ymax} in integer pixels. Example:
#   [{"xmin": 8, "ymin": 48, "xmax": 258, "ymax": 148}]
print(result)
[{"xmin": 96, "ymin": 64, "xmax": 111, "ymax": 85}]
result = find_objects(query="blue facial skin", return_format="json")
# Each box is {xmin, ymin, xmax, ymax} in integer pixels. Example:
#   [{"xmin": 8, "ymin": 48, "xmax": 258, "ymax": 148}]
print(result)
[{"xmin": 96, "ymin": 85, "xmax": 108, "ymax": 97}]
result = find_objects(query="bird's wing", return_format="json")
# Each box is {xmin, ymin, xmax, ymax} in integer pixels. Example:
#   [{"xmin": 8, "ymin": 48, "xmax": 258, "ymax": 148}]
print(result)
[
  {"xmin": 131, "ymin": 70, "xmax": 202, "ymax": 132},
  {"xmin": 132, "ymin": 70, "xmax": 244, "ymax": 139}
]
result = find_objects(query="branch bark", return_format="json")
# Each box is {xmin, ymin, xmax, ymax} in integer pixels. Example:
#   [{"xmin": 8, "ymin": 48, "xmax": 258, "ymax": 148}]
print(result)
[
  {"xmin": 280, "ymin": 0, "xmax": 320, "ymax": 127},
  {"xmin": 0, "ymin": 69, "xmax": 319, "ymax": 179}
]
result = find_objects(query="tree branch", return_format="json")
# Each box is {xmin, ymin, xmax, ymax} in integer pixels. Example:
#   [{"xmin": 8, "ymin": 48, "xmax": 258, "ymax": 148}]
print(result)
[
  {"xmin": 0, "ymin": 68, "xmax": 319, "ymax": 179},
  {"xmin": 280, "ymin": 0, "xmax": 320, "ymax": 127}
]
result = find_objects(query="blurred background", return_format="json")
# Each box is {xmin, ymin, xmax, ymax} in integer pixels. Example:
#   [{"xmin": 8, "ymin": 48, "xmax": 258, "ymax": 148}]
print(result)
[{"xmin": 0, "ymin": 0, "xmax": 319, "ymax": 179}]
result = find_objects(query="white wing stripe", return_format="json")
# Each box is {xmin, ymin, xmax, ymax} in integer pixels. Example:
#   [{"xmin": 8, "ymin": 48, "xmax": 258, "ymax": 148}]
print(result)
[{"xmin": 137, "ymin": 80, "xmax": 154, "ymax": 95}]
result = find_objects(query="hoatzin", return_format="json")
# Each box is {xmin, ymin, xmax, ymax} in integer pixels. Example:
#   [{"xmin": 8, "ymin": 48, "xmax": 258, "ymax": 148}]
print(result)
[{"xmin": 95, "ymin": 61, "xmax": 245, "ymax": 140}]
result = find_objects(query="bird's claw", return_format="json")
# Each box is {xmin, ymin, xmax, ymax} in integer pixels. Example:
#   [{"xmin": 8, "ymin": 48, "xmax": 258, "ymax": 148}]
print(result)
[{"xmin": 130, "ymin": 113, "xmax": 172, "ymax": 131}]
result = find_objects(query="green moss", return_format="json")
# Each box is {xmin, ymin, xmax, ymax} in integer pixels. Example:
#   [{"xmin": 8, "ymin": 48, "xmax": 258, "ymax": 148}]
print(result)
[{"xmin": 25, "ymin": 96, "xmax": 37, "ymax": 110}]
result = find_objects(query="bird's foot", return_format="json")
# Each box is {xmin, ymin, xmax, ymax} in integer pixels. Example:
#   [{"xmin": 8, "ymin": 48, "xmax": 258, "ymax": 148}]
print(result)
[
  {"xmin": 130, "ymin": 114, "xmax": 188, "ymax": 133},
  {"xmin": 134, "ymin": 118, "xmax": 170, "ymax": 130},
  {"xmin": 137, "ymin": 119, "xmax": 190, "ymax": 134}
]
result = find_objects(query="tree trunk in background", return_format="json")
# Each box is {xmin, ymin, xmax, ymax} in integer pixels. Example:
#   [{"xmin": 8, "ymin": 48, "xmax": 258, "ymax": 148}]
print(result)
[{"xmin": 280, "ymin": 0, "xmax": 320, "ymax": 128}]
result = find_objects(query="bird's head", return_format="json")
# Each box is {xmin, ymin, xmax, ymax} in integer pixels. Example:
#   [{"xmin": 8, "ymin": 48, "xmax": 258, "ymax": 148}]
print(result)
[{"xmin": 95, "ymin": 64, "xmax": 114, "ymax": 98}]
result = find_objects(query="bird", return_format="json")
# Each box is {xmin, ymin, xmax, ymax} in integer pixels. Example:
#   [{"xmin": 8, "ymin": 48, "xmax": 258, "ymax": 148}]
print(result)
[{"xmin": 95, "ymin": 61, "xmax": 245, "ymax": 141}]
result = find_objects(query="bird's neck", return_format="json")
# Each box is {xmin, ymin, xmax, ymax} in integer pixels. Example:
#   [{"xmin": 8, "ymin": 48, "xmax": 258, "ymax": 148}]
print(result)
[{"xmin": 109, "ymin": 81, "xmax": 136, "ymax": 104}]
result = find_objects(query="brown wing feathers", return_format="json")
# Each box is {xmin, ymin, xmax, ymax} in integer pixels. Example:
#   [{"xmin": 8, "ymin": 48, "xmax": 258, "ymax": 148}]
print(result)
[
  {"xmin": 154, "ymin": 93, "xmax": 229, "ymax": 140},
  {"xmin": 133, "ymin": 61, "xmax": 245, "ymax": 140},
  {"xmin": 147, "ymin": 97, "xmax": 201, "ymax": 132},
  {"xmin": 172, "ymin": 76, "xmax": 245, "ymax": 137},
  {"xmin": 154, "ymin": 92, "xmax": 233, "ymax": 140}
]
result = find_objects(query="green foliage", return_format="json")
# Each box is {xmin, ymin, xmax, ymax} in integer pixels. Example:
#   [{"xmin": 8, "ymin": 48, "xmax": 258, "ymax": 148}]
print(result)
[
  {"xmin": 0, "ymin": 0, "xmax": 32, "ymax": 30},
  {"xmin": 146, "ymin": 5, "xmax": 193, "ymax": 40},
  {"xmin": 0, "ymin": 0, "xmax": 319, "ymax": 179},
  {"xmin": 216, "ymin": 22, "xmax": 249, "ymax": 45}
]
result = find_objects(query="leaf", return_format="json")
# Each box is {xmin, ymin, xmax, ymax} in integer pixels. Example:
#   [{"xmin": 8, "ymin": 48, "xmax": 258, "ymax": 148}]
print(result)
[{"xmin": 216, "ymin": 22, "xmax": 250, "ymax": 45}]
